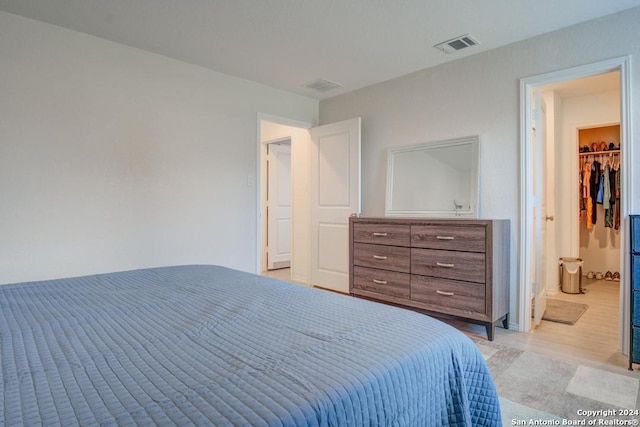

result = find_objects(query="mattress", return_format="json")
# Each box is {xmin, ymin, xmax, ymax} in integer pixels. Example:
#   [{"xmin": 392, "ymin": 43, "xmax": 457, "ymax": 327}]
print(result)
[{"xmin": 1, "ymin": 265, "xmax": 501, "ymax": 426}]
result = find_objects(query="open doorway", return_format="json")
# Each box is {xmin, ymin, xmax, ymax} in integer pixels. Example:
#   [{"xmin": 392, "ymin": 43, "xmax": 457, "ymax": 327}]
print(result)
[
  {"xmin": 258, "ymin": 115, "xmax": 313, "ymax": 285},
  {"xmin": 537, "ymin": 74, "xmax": 622, "ymax": 364},
  {"xmin": 257, "ymin": 116, "xmax": 362, "ymax": 293},
  {"xmin": 519, "ymin": 57, "xmax": 632, "ymax": 368}
]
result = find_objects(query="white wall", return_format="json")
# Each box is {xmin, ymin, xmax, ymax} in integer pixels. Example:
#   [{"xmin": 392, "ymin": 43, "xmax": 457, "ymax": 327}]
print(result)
[
  {"xmin": 0, "ymin": 12, "xmax": 318, "ymax": 284},
  {"xmin": 319, "ymin": 7, "xmax": 640, "ymax": 327}
]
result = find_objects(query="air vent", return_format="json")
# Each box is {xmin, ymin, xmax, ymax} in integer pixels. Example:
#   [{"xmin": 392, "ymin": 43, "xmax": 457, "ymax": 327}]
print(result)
[
  {"xmin": 305, "ymin": 78, "xmax": 342, "ymax": 93},
  {"xmin": 434, "ymin": 34, "xmax": 480, "ymax": 54}
]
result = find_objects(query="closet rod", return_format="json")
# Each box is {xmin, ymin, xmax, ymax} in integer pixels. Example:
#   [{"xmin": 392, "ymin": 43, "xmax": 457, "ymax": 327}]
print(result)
[{"xmin": 578, "ymin": 149, "xmax": 620, "ymax": 157}]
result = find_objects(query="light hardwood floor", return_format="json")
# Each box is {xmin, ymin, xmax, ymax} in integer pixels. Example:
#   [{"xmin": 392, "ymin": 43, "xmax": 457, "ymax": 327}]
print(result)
[
  {"xmin": 262, "ymin": 267, "xmax": 293, "ymax": 282},
  {"xmin": 263, "ymin": 269, "xmax": 634, "ymax": 376},
  {"xmin": 503, "ymin": 278, "xmax": 628, "ymax": 371},
  {"xmin": 445, "ymin": 277, "xmax": 633, "ymax": 376}
]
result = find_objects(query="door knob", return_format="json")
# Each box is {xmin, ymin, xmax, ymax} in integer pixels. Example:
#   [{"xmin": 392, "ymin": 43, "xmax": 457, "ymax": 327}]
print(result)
[{"xmin": 545, "ymin": 215, "xmax": 554, "ymax": 221}]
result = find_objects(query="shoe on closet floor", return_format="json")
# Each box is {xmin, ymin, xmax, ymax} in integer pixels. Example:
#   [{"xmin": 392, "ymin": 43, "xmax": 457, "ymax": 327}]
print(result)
[
  {"xmin": 595, "ymin": 272, "xmax": 604, "ymax": 280},
  {"xmin": 604, "ymin": 271, "xmax": 613, "ymax": 281},
  {"xmin": 587, "ymin": 271, "xmax": 594, "ymax": 279},
  {"xmin": 613, "ymin": 272, "xmax": 620, "ymax": 281}
]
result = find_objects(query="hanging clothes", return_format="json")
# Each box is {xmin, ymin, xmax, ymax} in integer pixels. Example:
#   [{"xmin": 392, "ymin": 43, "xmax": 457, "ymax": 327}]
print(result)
[
  {"xmin": 602, "ymin": 164, "xmax": 611, "ymax": 209},
  {"xmin": 586, "ymin": 197, "xmax": 594, "ymax": 230},
  {"xmin": 582, "ymin": 161, "xmax": 592, "ymax": 229},
  {"xmin": 603, "ymin": 164, "xmax": 613, "ymax": 228},
  {"xmin": 590, "ymin": 160, "xmax": 600, "ymax": 225},
  {"xmin": 582, "ymin": 162, "xmax": 591, "ymax": 199},
  {"xmin": 615, "ymin": 163, "xmax": 621, "ymax": 230},
  {"xmin": 596, "ymin": 164, "xmax": 604, "ymax": 204},
  {"xmin": 578, "ymin": 148, "xmax": 621, "ymax": 232}
]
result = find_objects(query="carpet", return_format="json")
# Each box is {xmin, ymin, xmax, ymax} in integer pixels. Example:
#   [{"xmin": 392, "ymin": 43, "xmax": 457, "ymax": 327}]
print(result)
[
  {"xmin": 474, "ymin": 340, "xmax": 640, "ymax": 424},
  {"xmin": 542, "ymin": 299, "xmax": 588, "ymax": 325}
]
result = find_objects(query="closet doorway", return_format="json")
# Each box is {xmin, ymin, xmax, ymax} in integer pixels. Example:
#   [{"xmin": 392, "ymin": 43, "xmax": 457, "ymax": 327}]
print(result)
[
  {"xmin": 256, "ymin": 114, "xmax": 362, "ymax": 293},
  {"xmin": 519, "ymin": 57, "xmax": 632, "ymax": 368},
  {"xmin": 536, "ymin": 90, "xmax": 622, "ymax": 365}
]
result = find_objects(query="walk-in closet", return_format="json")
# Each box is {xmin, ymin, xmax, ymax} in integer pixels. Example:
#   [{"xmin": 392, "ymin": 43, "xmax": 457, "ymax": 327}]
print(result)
[
  {"xmin": 578, "ymin": 124, "xmax": 621, "ymax": 284},
  {"xmin": 513, "ymin": 72, "xmax": 626, "ymax": 370}
]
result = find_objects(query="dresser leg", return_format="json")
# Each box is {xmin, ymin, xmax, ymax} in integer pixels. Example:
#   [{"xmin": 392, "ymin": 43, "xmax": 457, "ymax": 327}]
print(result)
[
  {"xmin": 502, "ymin": 313, "xmax": 509, "ymax": 330},
  {"xmin": 485, "ymin": 323, "xmax": 495, "ymax": 341}
]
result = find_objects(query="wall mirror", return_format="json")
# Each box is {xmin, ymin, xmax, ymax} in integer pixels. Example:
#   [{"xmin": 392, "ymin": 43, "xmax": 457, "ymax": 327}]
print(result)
[{"xmin": 385, "ymin": 136, "xmax": 479, "ymax": 217}]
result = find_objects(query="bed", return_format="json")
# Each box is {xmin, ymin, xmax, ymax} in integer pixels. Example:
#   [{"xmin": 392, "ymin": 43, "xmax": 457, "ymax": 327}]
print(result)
[{"xmin": 1, "ymin": 265, "xmax": 501, "ymax": 426}]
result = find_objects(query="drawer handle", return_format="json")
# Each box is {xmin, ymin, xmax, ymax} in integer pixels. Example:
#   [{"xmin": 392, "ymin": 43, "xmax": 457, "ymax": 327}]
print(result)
[
  {"xmin": 436, "ymin": 290, "xmax": 455, "ymax": 296},
  {"xmin": 373, "ymin": 232, "xmax": 388, "ymax": 237},
  {"xmin": 436, "ymin": 236, "xmax": 455, "ymax": 240},
  {"xmin": 373, "ymin": 255, "xmax": 388, "ymax": 260},
  {"xmin": 436, "ymin": 262, "xmax": 455, "ymax": 268},
  {"xmin": 372, "ymin": 279, "xmax": 388, "ymax": 285}
]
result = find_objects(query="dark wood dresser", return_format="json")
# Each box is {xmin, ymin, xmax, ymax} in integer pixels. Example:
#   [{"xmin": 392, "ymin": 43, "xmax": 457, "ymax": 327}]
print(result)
[
  {"xmin": 630, "ymin": 215, "xmax": 639, "ymax": 370},
  {"xmin": 349, "ymin": 217, "xmax": 510, "ymax": 340}
]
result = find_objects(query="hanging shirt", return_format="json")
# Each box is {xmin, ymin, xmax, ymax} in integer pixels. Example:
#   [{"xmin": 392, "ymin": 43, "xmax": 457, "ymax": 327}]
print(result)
[
  {"xmin": 615, "ymin": 164, "xmax": 621, "ymax": 230},
  {"xmin": 590, "ymin": 161, "xmax": 600, "ymax": 224},
  {"xmin": 582, "ymin": 162, "xmax": 591, "ymax": 199},
  {"xmin": 603, "ymin": 164, "xmax": 611, "ymax": 210},
  {"xmin": 586, "ymin": 197, "xmax": 593, "ymax": 230},
  {"xmin": 596, "ymin": 170, "xmax": 604, "ymax": 204}
]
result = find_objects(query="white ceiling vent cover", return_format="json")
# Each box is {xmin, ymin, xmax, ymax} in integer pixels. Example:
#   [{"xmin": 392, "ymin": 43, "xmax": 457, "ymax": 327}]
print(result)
[
  {"xmin": 434, "ymin": 34, "xmax": 480, "ymax": 54},
  {"xmin": 305, "ymin": 78, "xmax": 342, "ymax": 93}
]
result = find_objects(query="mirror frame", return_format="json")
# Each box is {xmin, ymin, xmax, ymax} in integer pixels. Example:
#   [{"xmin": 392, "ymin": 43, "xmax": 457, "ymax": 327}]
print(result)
[{"xmin": 385, "ymin": 136, "xmax": 480, "ymax": 218}]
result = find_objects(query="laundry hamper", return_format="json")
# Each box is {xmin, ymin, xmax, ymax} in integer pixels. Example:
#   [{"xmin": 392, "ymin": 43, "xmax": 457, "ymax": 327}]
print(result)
[{"xmin": 559, "ymin": 257, "xmax": 582, "ymax": 294}]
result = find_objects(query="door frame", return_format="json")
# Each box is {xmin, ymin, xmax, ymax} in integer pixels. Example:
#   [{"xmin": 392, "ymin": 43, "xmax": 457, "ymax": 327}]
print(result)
[
  {"xmin": 519, "ymin": 56, "xmax": 632, "ymax": 353},
  {"xmin": 256, "ymin": 113, "xmax": 315, "ymax": 278}
]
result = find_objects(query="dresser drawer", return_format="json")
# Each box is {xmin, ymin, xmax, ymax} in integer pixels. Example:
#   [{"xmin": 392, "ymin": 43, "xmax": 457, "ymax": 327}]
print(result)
[
  {"xmin": 411, "ymin": 275, "xmax": 485, "ymax": 314},
  {"xmin": 633, "ymin": 255, "xmax": 640, "ymax": 291},
  {"xmin": 353, "ymin": 223, "xmax": 411, "ymax": 246},
  {"xmin": 411, "ymin": 248, "xmax": 485, "ymax": 283},
  {"xmin": 632, "ymin": 216, "xmax": 640, "ymax": 369},
  {"xmin": 353, "ymin": 266, "xmax": 410, "ymax": 298},
  {"xmin": 634, "ymin": 328, "xmax": 640, "ymax": 364},
  {"xmin": 411, "ymin": 225, "xmax": 486, "ymax": 253},
  {"xmin": 632, "ymin": 215, "xmax": 640, "ymax": 253},
  {"xmin": 353, "ymin": 243, "xmax": 411, "ymax": 273}
]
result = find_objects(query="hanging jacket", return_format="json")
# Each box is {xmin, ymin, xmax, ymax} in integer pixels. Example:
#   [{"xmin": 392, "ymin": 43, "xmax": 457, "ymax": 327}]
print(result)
[{"xmin": 590, "ymin": 161, "xmax": 600, "ymax": 224}]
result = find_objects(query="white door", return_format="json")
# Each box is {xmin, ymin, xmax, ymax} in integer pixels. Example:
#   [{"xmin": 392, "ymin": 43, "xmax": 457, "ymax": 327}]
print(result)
[
  {"xmin": 532, "ymin": 90, "xmax": 548, "ymax": 327},
  {"xmin": 267, "ymin": 142, "xmax": 292, "ymax": 270},
  {"xmin": 541, "ymin": 93, "xmax": 557, "ymax": 297},
  {"xmin": 310, "ymin": 118, "xmax": 361, "ymax": 293}
]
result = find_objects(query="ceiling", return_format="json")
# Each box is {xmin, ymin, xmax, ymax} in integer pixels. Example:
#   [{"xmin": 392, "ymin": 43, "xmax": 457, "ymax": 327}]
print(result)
[
  {"xmin": 1, "ymin": 0, "xmax": 639, "ymax": 100},
  {"xmin": 542, "ymin": 72, "xmax": 620, "ymax": 99}
]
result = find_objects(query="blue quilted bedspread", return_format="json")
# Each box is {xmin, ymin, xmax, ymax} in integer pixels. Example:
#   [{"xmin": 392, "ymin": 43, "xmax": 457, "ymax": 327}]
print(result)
[{"xmin": 1, "ymin": 265, "xmax": 501, "ymax": 426}]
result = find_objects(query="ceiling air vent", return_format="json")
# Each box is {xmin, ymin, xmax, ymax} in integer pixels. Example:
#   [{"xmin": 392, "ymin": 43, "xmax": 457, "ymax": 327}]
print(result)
[
  {"xmin": 305, "ymin": 78, "xmax": 342, "ymax": 93},
  {"xmin": 434, "ymin": 34, "xmax": 480, "ymax": 54}
]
